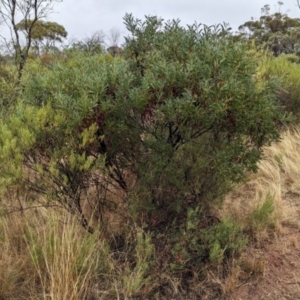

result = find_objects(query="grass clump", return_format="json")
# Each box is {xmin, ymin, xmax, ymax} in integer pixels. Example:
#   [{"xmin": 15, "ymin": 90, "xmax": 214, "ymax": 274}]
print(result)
[
  {"xmin": 248, "ymin": 194, "xmax": 276, "ymax": 235},
  {"xmin": 204, "ymin": 217, "xmax": 248, "ymax": 264},
  {"xmin": 235, "ymin": 193, "xmax": 280, "ymax": 246},
  {"xmin": 24, "ymin": 214, "xmax": 109, "ymax": 300}
]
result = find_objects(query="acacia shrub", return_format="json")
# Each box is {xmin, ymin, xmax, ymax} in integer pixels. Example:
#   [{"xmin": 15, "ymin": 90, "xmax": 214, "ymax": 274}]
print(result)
[
  {"xmin": 122, "ymin": 15, "xmax": 286, "ymax": 219},
  {"xmin": 119, "ymin": 15, "xmax": 288, "ymax": 274}
]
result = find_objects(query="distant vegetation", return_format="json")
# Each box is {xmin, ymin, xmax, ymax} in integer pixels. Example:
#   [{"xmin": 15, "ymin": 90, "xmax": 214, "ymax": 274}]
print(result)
[{"xmin": 1, "ymin": 1, "xmax": 300, "ymax": 299}]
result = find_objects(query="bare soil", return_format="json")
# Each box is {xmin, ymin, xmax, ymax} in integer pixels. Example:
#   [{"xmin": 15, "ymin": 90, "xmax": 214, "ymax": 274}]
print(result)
[{"xmin": 228, "ymin": 217, "xmax": 300, "ymax": 299}]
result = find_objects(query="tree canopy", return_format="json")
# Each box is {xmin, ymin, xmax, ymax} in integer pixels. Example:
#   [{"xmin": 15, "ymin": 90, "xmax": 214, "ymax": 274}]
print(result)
[
  {"xmin": 16, "ymin": 20, "xmax": 67, "ymax": 54},
  {"xmin": 238, "ymin": 4, "xmax": 300, "ymax": 56},
  {"xmin": 16, "ymin": 20, "xmax": 67, "ymax": 43}
]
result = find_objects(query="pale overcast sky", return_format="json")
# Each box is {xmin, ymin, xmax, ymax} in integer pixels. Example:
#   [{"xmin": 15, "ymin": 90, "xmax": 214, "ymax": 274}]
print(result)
[
  {"xmin": 3, "ymin": 0, "xmax": 300, "ymax": 45},
  {"xmin": 49, "ymin": 0, "xmax": 300, "ymax": 44}
]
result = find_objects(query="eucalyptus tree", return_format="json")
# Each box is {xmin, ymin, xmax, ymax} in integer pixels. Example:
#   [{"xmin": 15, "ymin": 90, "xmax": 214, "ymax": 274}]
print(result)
[
  {"xmin": 0, "ymin": 0, "xmax": 62, "ymax": 81},
  {"xmin": 239, "ymin": 3, "xmax": 300, "ymax": 56},
  {"xmin": 16, "ymin": 20, "xmax": 67, "ymax": 55}
]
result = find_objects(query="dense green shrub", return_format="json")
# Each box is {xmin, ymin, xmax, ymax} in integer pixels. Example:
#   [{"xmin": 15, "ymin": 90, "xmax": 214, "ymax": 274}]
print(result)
[
  {"xmin": 0, "ymin": 52, "xmax": 121, "ymax": 232},
  {"xmin": 0, "ymin": 15, "xmax": 288, "ymax": 277},
  {"xmin": 122, "ymin": 15, "xmax": 286, "ymax": 218}
]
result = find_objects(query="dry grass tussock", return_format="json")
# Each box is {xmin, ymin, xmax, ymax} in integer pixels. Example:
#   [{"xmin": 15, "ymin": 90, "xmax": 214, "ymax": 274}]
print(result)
[
  {"xmin": 0, "ymin": 197, "xmax": 107, "ymax": 300},
  {"xmin": 221, "ymin": 126, "xmax": 300, "ymax": 299},
  {"xmin": 2, "ymin": 127, "xmax": 300, "ymax": 299},
  {"xmin": 0, "ymin": 190, "xmax": 154, "ymax": 299},
  {"xmin": 223, "ymin": 126, "xmax": 300, "ymax": 231}
]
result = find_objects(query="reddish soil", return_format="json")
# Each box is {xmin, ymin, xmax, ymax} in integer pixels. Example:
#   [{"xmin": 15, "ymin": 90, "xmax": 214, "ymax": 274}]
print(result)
[{"xmin": 229, "ymin": 225, "xmax": 300, "ymax": 300}]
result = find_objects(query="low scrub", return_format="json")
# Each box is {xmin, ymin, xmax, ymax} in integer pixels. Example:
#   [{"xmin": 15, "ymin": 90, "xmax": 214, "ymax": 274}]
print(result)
[
  {"xmin": 0, "ymin": 14, "xmax": 290, "ymax": 299},
  {"xmin": 259, "ymin": 53, "xmax": 300, "ymax": 119}
]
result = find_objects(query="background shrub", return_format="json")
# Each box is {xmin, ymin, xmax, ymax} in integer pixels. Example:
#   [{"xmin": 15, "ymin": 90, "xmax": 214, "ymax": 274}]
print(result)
[{"xmin": 258, "ymin": 53, "xmax": 300, "ymax": 119}]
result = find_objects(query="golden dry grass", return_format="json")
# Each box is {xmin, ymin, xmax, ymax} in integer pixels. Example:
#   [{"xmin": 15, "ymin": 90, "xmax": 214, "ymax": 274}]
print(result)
[
  {"xmin": 0, "ymin": 194, "xmax": 111, "ymax": 300},
  {"xmin": 223, "ymin": 127, "xmax": 300, "ymax": 299},
  {"xmin": 222, "ymin": 127, "xmax": 300, "ymax": 226},
  {"xmin": 0, "ymin": 192, "xmax": 153, "ymax": 299}
]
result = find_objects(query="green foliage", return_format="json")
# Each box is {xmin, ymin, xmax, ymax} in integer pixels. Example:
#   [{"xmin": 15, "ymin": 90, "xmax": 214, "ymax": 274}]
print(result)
[
  {"xmin": 258, "ymin": 53, "xmax": 300, "ymax": 119},
  {"xmin": 248, "ymin": 194, "xmax": 276, "ymax": 234},
  {"xmin": 6, "ymin": 18, "xmax": 285, "ymax": 221},
  {"xmin": 0, "ymin": 53, "xmax": 119, "ymax": 231},
  {"xmin": 0, "ymin": 62, "xmax": 17, "ymax": 115},
  {"xmin": 16, "ymin": 20, "xmax": 67, "ymax": 43},
  {"xmin": 168, "ymin": 213, "xmax": 247, "ymax": 269},
  {"xmin": 0, "ymin": 15, "xmax": 288, "ymax": 281},
  {"xmin": 121, "ymin": 229, "xmax": 154, "ymax": 297},
  {"xmin": 204, "ymin": 218, "xmax": 247, "ymax": 264},
  {"xmin": 122, "ymin": 14, "xmax": 287, "ymax": 217},
  {"xmin": 238, "ymin": 4, "xmax": 300, "ymax": 56},
  {"xmin": 16, "ymin": 20, "xmax": 67, "ymax": 54}
]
